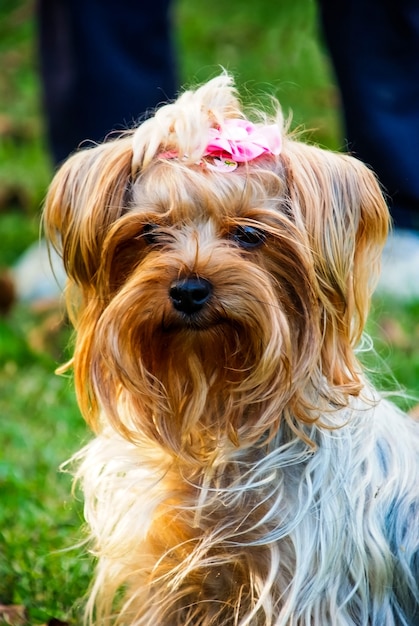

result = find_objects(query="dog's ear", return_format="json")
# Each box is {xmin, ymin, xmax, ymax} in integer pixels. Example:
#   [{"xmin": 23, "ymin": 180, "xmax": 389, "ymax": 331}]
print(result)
[
  {"xmin": 43, "ymin": 136, "xmax": 134, "ymax": 290},
  {"xmin": 282, "ymin": 141, "xmax": 390, "ymax": 392}
]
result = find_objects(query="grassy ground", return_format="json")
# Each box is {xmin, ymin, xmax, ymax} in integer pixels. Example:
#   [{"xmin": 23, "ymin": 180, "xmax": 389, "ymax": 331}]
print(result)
[{"xmin": 0, "ymin": 0, "xmax": 418, "ymax": 623}]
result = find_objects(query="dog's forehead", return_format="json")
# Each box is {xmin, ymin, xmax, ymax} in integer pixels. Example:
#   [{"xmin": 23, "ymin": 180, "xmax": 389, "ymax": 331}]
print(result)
[{"xmin": 130, "ymin": 161, "xmax": 280, "ymax": 223}]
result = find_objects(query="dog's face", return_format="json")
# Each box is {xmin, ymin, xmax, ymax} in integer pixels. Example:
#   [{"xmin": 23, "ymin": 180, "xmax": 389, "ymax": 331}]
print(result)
[{"xmin": 44, "ymin": 75, "xmax": 389, "ymax": 461}]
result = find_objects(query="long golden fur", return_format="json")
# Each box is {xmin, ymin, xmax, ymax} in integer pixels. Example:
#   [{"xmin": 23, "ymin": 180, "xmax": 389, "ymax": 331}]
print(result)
[{"xmin": 44, "ymin": 73, "xmax": 419, "ymax": 625}]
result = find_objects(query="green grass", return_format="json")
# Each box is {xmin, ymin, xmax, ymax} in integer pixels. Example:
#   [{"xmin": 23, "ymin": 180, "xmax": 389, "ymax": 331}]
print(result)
[
  {"xmin": 0, "ymin": 364, "xmax": 90, "ymax": 622},
  {"xmin": 366, "ymin": 299, "xmax": 419, "ymax": 400},
  {"xmin": 0, "ymin": 0, "xmax": 418, "ymax": 623}
]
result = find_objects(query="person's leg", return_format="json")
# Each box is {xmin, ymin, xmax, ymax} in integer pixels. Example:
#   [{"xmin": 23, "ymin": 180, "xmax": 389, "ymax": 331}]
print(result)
[
  {"xmin": 37, "ymin": 0, "xmax": 178, "ymax": 164},
  {"xmin": 319, "ymin": 0, "xmax": 419, "ymax": 231}
]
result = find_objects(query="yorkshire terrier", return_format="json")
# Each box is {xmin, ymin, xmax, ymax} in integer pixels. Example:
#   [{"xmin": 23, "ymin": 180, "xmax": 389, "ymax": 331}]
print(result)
[{"xmin": 44, "ymin": 74, "xmax": 419, "ymax": 625}]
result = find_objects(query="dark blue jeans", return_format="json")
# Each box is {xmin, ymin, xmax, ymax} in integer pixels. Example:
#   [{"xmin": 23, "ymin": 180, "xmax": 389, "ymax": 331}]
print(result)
[
  {"xmin": 319, "ymin": 0, "xmax": 419, "ymax": 231},
  {"xmin": 37, "ymin": 0, "xmax": 178, "ymax": 164}
]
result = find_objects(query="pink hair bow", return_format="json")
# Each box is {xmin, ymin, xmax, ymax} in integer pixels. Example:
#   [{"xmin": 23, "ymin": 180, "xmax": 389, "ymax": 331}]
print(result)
[
  {"xmin": 159, "ymin": 118, "xmax": 282, "ymax": 172},
  {"xmin": 204, "ymin": 119, "xmax": 282, "ymax": 163}
]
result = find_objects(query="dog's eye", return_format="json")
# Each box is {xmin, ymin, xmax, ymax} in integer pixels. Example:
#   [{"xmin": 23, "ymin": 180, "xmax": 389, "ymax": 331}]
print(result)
[
  {"xmin": 142, "ymin": 223, "xmax": 160, "ymax": 245},
  {"xmin": 232, "ymin": 225, "xmax": 266, "ymax": 249}
]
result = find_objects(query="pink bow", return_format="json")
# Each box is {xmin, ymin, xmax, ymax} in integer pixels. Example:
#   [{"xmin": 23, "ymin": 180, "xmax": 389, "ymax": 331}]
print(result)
[{"xmin": 204, "ymin": 119, "xmax": 282, "ymax": 162}]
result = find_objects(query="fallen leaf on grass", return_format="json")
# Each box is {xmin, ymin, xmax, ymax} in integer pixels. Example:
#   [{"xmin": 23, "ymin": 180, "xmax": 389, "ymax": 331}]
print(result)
[
  {"xmin": 0, "ymin": 605, "xmax": 70, "ymax": 626},
  {"xmin": 0, "ymin": 604, "xmax": 27, "ymax": 626}
]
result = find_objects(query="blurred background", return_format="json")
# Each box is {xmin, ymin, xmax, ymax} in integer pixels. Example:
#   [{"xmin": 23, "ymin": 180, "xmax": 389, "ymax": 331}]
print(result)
[{"xmin": 0, "ymin": 0, "xmax": 418, "ymax": 623}]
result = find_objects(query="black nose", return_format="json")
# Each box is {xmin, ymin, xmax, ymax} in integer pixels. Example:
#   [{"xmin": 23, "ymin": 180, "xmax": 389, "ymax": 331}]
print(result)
[{"xmin": 169, "ymin": 277, "xmax": 212, "ymax": 315}]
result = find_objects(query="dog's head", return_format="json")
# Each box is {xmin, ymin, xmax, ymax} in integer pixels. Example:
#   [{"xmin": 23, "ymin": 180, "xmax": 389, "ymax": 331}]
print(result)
[{"xmin": 44, "ymin": 73, "xmax": 389, "ymax": 459}]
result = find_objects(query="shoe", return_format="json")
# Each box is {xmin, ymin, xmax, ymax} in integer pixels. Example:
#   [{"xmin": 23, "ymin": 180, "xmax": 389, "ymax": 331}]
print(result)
[{"xmin": 376, "ymin": 228, "xmax": 419, "ymax": 301}]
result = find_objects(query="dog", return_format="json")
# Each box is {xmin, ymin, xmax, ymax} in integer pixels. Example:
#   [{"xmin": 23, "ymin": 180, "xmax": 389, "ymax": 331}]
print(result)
[{"xmin": 43, "ymin": 73, "xmax": 419, "ymax": 625}]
